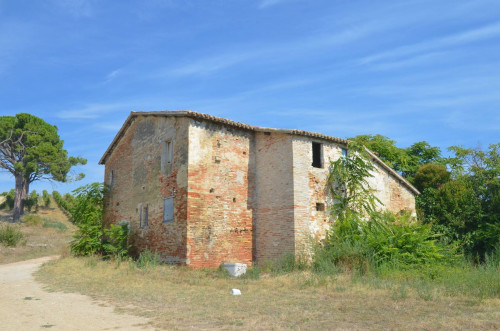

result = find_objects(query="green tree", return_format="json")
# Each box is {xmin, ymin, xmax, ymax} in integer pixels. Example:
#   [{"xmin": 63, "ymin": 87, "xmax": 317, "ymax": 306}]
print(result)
[
  {"xmin": 349, "ymin": 134, "xmax": 443, "ymax": 182},
  {"xmin": 0, "ymin": 113, "xmax": 86, "ymax": 222},
  {"xmin": 414, "ymin": 163, "xmax": 451, "ymax": 192}
]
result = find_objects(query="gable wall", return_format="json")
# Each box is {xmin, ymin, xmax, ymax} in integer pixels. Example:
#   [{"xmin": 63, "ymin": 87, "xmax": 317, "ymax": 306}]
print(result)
[
  {"xmin": 186, "ymin": 119, "xmax": 254, "ymax": 268},
  {"xmin": 367, "ymin": 162, "xmax": 417, "ymax": 215},
  {"xmin": 292, "ymin": 137, "xmax": 417, "ymax": 255},
  {"xmin": 104, "ymin": 116, "xmax": 189, "ymax": 263}
]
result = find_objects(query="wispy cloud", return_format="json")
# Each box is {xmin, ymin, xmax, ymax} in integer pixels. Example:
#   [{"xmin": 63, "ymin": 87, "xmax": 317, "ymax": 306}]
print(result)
[
  {"xmin": 104, "ymin": 68, "xmax": 123, "ymax": 83},
  {"xmin": 360, "ymin": 21, "xmax": 500, "ymax": 65},
  {"xmin": 169, "ymin": 51, "xmax": 260, "ymax": 77},
  {"xmin": 163, "ymin": 18, "xmax": 395, "ymax": 78}
]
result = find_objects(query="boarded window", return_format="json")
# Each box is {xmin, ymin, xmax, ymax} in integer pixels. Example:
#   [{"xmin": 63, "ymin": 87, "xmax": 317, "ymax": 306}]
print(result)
[
  {"xmin": 139, "ymin": 203, "xmax": 148, "ymax": 228},
  {"xmin": 312, "ymin": 142, "xmax": 323, "ymax": 168},
  {"xmin": 316, "ymin": 203, "xmax": 325, "ymax": 211},
  {"xmin": 163, "ymin": 197, "xmax": 174, "ymax": 223}
]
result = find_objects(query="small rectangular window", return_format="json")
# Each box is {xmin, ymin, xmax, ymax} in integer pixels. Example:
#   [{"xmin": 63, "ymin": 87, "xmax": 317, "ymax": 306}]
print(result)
[
  {"xmin": 316, "ymin": 203, "xmax": 325, "ymax": 212},
  {"xmin": 109, "ymin": 170, "xmax": 115, "ymax": 187},
  {"xmin": 140, "ymin": 203, "xmax": 148, "ymax": 228},
  {"xmin": 161, "ymin": 140, "xmax": 173, "ymax": 174},
  {"xmin": 164, "ymin": 140, "xmax": 172, "ymax": 164},
  {"xmin": 312, "ymin": 142, "xmax": 323, "ymax": 168},
  {"xmin": 163, "ymin": 197, "xmax": 174, "ymax": 223}
]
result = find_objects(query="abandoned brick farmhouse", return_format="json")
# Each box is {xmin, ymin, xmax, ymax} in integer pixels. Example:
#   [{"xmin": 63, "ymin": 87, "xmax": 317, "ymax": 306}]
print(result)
[{"xmin": 99, "ymin": 111, "xmax": 419, "ymax": 268}]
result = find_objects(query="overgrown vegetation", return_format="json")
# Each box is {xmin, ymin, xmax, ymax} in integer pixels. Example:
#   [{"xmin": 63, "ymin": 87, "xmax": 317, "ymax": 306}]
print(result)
[
  {"xmin": 70, "ymin": 182, "xmax": 130, "ymax": 259},
  {"xmin": 306, "ymin": 140, "xmax": 498, "ymax": 299},
  {"xmin": 351, "ymin": 135, "xmax": 500, "ymax": 260}
]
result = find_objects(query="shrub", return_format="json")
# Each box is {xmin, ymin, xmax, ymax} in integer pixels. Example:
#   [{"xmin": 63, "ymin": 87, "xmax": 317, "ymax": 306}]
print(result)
[
  {"xmin": 42, "ymin": 190, "xmax": 51, "ymax": 207},
  {"xmin": 24, "ymin": 190, "xmax": 39, "ymax": 212},
  {"xmin": 0, "ymin": 189, "xmax": 15, "ymax": 210},
  {"xmin": 136, "ymin": 249, "xmax": 161, "ymax": 269},
  {"xmin": 70, "ymin": 183, "xmax": 106, "ymax": 256},
  {"xmin": 102, "ymin": 222, "xmax": 130, "ymax": 258},
  {"xmin": 320, "ymin": 212, "xmax": 456, "ymax": 271},
  {"xmin": 0, "ymin": 224, "xmax": 25, "ymax": 247},
  {"xmin": 52, "ymin": 190, "xmax": 75, "ymax": 217},
  {"xmin": 70, "ymin": 182, "xmax": 130, "ymax": 259}
]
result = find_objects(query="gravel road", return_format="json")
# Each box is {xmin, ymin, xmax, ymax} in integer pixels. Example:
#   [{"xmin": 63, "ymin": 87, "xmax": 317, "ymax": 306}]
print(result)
[{"xmin": 0, "ymin": 256, "xmax": 153, "ymax": 330}]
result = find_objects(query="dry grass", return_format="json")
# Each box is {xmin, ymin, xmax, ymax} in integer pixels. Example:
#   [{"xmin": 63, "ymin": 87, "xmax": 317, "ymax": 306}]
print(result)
[
  {"xmin": 0, "ymin": 201, "xmax": 75, "ymax": 264},
  {"xmin": 36, "ymin": 257, "xmax": 500, "ymax": 330}
]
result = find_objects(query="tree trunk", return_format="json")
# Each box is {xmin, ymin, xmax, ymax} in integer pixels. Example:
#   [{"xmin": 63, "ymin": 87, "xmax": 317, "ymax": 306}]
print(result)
[
  {"xmin": 12, "ymin": 175, "xmax": 25, "ymax": 223},
  {"xmin": 20, "ymin": 180, "xmax": 30, "ymax": 215}
]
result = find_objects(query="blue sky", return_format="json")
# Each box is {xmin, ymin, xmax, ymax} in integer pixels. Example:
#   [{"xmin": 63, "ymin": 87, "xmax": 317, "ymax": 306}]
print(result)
[{"xmin": 1, "ymin": 0, "xmax": 499, "ymax": 194}]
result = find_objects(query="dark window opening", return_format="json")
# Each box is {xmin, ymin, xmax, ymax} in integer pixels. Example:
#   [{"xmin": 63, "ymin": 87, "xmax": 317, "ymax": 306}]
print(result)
[
  {"xmin": 316, "ymin": 203, "xmax": 325, "ymax": 212},
  {"xmin": 312, "ymin": 142, "xmax": 323, "ymax": 168},
  {"xmin": 341, "ymin": 148, "xmax": 348, "ymax": 158}
]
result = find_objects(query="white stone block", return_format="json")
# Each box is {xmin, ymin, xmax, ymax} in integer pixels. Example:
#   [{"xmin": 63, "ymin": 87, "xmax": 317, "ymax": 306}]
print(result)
[
  {"xmin": 222, "ymin": 263, "xmax": 247, "ymax": 277},
  {"xmin": 231, "ymin": 288, "xmax": 242, "ymax": 295}
]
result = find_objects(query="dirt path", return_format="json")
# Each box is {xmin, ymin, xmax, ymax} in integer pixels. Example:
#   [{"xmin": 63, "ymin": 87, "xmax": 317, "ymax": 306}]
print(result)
[{"xmin": 0, "ymin": 256, "xmax": 153, "ymax": 330}]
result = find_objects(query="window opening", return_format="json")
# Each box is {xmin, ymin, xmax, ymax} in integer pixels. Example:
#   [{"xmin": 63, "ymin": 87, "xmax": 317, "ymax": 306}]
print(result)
[
  {"xmin": 109, "ymin": 170, "xmax": 115, "ymax": 187},
  {"xmin": 161, "ymin": 140, "xmax": 173, "ymax": 174},
  {"xmin": 163, "ymin": 197, "xmax": 174, "ymax": 223},
  {"xmin": 341, "ymin": 148, "xmax": 348, "ymax": 159},
  {"xmin": 316, "ymin": 203, "xmax": 325, "ymax": 212},
  {"xmin": 312, "ymin": 142, "xmax": 323, "ymax": 168},
  {"xmin": 140, "ymin": 203, "xmax": 148, "ymax": 228}
]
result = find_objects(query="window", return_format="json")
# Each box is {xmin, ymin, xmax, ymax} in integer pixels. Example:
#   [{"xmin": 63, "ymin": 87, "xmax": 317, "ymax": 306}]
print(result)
[
  {"xmin": 316, "ymin": 203, "xmax": 325, "ymax": 212},
  {"xmin": 341, "ymin": 148, "xmax": 348, "ymax": 158},
  {"xmin": 109, "ymin": 170, "xmax": 115, "ymax": 187},
  {"xmin": 139, "ymin": 203, "xmax": 148, "ymax": 228},
  {"xmin": 161, "ymin": 140, "xmax": 173, "ymax": 174},
  {"xmin": 163, "ymin": 197, "xmax": 174, "ymax": 223},
  {"xmin": 312, "ymin": 142, "xmax": 323, "ymax": 168}
]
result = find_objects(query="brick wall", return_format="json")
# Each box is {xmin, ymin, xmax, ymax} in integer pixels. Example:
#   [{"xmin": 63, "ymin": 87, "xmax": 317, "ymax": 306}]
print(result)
[
  {"xmin": 104, "ymin": 114, "xmax": 417, "ymax": 268},
  {"xmin": 292, "ymin": 137, "xmax": 343, "ymax": 254},
  {"xmin": 254, "ymin": 132, "xmax": 295, "ymax": 262},
  {"xmin": 104, "ymin": 115, "xmax": 189, "ymax": 263},
  {"xmin": 186, "ymin": 119, "xmax": 254, "ymax": 268},
  {"xmin": 292, "ymin": 137, "xmax": 417, "ymax": 257}
]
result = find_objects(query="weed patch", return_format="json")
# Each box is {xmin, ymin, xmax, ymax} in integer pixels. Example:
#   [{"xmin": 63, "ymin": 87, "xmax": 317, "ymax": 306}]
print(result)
[{"xmin": 0, "ymin": 224, "xmax": 25, "ymax": 247}]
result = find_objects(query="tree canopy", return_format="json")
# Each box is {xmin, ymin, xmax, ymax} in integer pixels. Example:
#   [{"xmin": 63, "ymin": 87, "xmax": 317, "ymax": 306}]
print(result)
[
  {"xmin": 351, "ymin": 134, "xmax": 500, "ymax": 259},
  {"xmin": 0, "ymin": 113, "xmax": 86, "ymax": 221}
]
